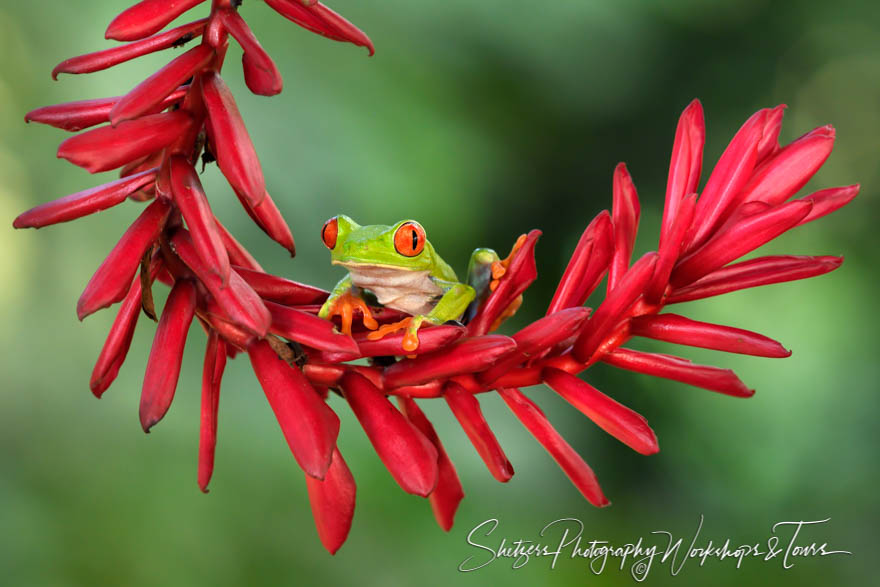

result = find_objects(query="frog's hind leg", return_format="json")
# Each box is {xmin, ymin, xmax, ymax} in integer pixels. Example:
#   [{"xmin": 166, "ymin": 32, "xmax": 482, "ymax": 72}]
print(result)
[{"xmin": 463, "ymin": 248, "xmax": 499, "ymax": 323}]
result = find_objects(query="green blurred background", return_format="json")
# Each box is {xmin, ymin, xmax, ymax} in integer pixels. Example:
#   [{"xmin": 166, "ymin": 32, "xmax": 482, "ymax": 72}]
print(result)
[{"xmin": 1, "ymin": 0, "xmax": 877, "ymax": 585}]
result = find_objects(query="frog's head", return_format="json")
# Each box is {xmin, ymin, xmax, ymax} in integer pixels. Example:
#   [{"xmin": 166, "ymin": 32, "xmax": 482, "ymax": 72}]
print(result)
[{"xmin": 321, "ymin": 215, "xmax": 435, "ymax": 271}]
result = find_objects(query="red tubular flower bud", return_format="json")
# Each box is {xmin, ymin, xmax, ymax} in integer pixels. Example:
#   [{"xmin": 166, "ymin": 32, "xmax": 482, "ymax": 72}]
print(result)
[
  {"xmin": 608, "ymin": 163, "xmax": 641, "ymax": 293},
  {"xmin": 53, "ymin": 19, "xmax": 207, "ymax": 79},
  {"xmin": 353, "ymin": 324, "xmax": 466, "ymax": 359},
  {"xmin": 249, "ymin": 339, "xmax": 340, "ymax": 480},
  {"xmin": 630, "ymin": 313, "xmax": 791, "ymax": 358},
  {"xmin": 201, "ymin": 296, "xmax": 258, "ymax": 350},
  {"xmin": 139, "ymin": 279, "xmax": 198, "ymax": 431},
  {"xmin": 57, "ymin": 110, "xmax": 192, "ymax": 173},
  {"xmin": 215, "ymin": 221, "xmax": 264, "ymax": 272},
  {"xmin": 684, "ymin": 108, "xmax": 768, "ymax": 252},
  {"xmin": 671, "ymin": 199, "xmax": 813, "ymax": 288},
  {"xmin": 739, "ymin": 125, "xmax": 835, "ymax": 207},
  {"xmin": 233, "ymin": 189, "xmax": 297, "ymax": 256},
  {"xmin": 168, "ymin": 155, "xmax": 230, "ymax": 285},
  {"xmin": 666, "ymin": 255, "xmax": 843, "ymax": 304},
  {"xmin": 755, "ymin": 104, "xmax": 786, "ymax": 164},
  {"xmin": 90, "ymin": 274, "xmax": 146, "ymax": 397},
  {"xmin": 479, "ymin": 307, "xmax": 591, "ymax": 385},
  {"xmin": 265, "ymin": 301, "xmax": 359, "ymax": 355},
  {"xmin": 201, "ymin": 72, "xmax": 266, "ymax": 208},
  {"xmin": 105, "ymin": 0, "xmax": 208, "ymax": 42},
  {"xmin": 305, "ymin": 448, "xmax": 356, "ymax": 554},
  {"xmin": 170, "ymin": 230, "xmax": 272, "ymax": 337},
  {"xmin": 660, "ymin": 99, "xmax": 704, "ymax": 247},
  {"xmin": 341, "ymin": 372, "xmax": 438, "ymax": 496},
  {"xmin": 26, "ymin": 88, "xmax": 187, "ymax": 133},
  {"xmin": 543, "ymin": 368, "xmax": 659, "ymax": 455},
  {"xmin": 546, "ymin": 211, "xmax": 613, "ymax": 315},
  {"xmin": 399, "ymin": 397, "xmax": 464, "ymax": 531},
  {"xmin": 77, "ymin": 198, "xmax": 170, "ymax": 320},
  {"xmin": 110, "ymin": 43, "xmax": 214, "ymax": 125},
  {"xmin": 382, "ymin": 335, "xmax": 518, "ymax": 389},
  {"xmin": 602, "ymin": 348, "xmax": 754, "ymax": 397},
  {"xmin": 645, "ymin": 193, "xmax": 697, "ymax": 304},
  {"xmin": 198, "ymin": 331, "xmax": 226, "ymax": 492},
  {"xmin": 468, "ymin": 230, "xmax": 541, "ymax": 336},
  {"xmin": 265, "ymin": 0, "xmax": 375, "ymax": 56},
  {"xmin": 796, "ymin": 184, "xmax": 860, "ymax": 227},
  {"xmin": 497, "ymin": 387, "xmax": 609, "ymax": 507},
  {"xmin": 572, "ymin": 252, "xmax": 658, "ymax": 363},
  {"xmin": 14, "ymin": 169, "xmax": 156, "ymax": 229},
  {"xmin": 234, "ymin": 266, "xmax": 327, "ymax": 305},
  {"xmin": 444, "ymin": 383, "xmax": 514, "ymax": 482},
  {"xmin": 221, "ymin": 9, "xmax": 283, "ymax": 96}
]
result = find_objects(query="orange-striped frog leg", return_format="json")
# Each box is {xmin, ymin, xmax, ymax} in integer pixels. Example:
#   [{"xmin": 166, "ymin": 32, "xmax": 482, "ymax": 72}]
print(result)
[
  {"xmin": 367, "ymin": 281, "xmax": 476, "ymax": 352},
  {"xmin": 318, "ymin": 275, "xmax": 378, "ymax": 336}
]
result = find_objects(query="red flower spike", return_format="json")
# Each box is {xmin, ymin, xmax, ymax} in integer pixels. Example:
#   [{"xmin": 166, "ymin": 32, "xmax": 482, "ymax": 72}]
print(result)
[
  {"xmin": 796, "ymin": 184, "xmax": 860, "ymax": 226},
  {"xmin": 58, "ymin": 110, "xmax": 193, "ymax": 173},
  {"xmin": 198, "ymin": 331, "xmax": 226, "ymax": 492},
  {"xmin": 265, "ymin": 0, "xmax": 375, "ymax": 56},
  {"xmin": 467, "ymin": 230, "xmax": 541, "ymax": 336},
  {"xmin": 140, "ymin": 279, "xmax": 198, "ymax": 432},
  {"xmin": 265, "ymin": 301, "xmax": 359, "ymax": 355},
  {"xmin": 572, "ymin": 252, "xmax": 658, "ymax": 363},
  {"xmin": 382, "ymin": 335, "xmax": 518, "ymax": 389},
  {"xmin": 546, "ymin": 211, "xmax": 613, "ymax": 315},
  {"xmin": 645, "ymin": 193, "xmax": 697, "ymax": 304},
  {"xmin": 90, "ymin": 275, "xmax": 145, "ymax": 397},
  {"xmin": 305, "ymin": 448, "xmax": 356, "ymax": 555},
  {"xmin": 221, "ymin": 9, "xmax": 283, "ymax": 96},
  {"xmin": 608, "ymin": 163, "xmax": 641, "ymax": 293},
  {"xmin": 106, "ymin": 0, "xmax": 208, "ymax": 42},
  {"xmin": 53, "ymin": 19, "xmax": 207, "ymax": 79},
  {"xmin": 235, "ymin": 266, "xmax": 327, "ymax": 306},
  {"xmin": 479, "ymin": 307, "xmax": 591, "ymax": 385},
  {"xmin": 739, "ymin": 125, "xmax": 835, "ymax": 207},
  {"xmin": 14, "ymin": 169, "xmax": 156, "ymax": 229},
  {"xmin": 77, "ymin": 198, "xmax": 170, "ymax": 320},
  {"xmin": 168, "ymin": 156, "xmax": 230, "ymax": 285},
  {"xmin": 684, "ymin": 108, "xmax": 768, "ymax": 252},
  {"xmin": 215, "ymin": 221, "xmax": 264, "ymax": 272},
  {"xmin": 671, "ymin": 199, "xmax": 812, "ymax": 288},
  {"xmin": 248, "ymin": 339, "xmax": 340, "ymax": 479},
  {"xmin": 660, "ymin": 99, "xmax": 704, "ymax": 247},
  {"xmin": 630, "ymin": 313, "xmax": 791, "ymax": 358},
  {"xmin": 201, "ymin": 72, "xmax": 266, "ymax": 208},
  {"xmin": 543, "ymin": 368, "xmax": 659, "ymax": 455},
  {"xmin": 170, "ymin": 230, "xmax": 272, "ymax": 336},
  {"xmin": 341, "ymin": 372, "xmax": 439, "ymax": 496},
  {"xmin": 755, "ymin": 104, "xmax": 786, "ymax": 164},
  {"xmin": 666, "ymin": 255, "xmax": 843, "ymax": 304},
  {"xmin": 110, "ymin": 44, "xmax": 214, "ymax": 125},
  {"xmin": 497, "ymin": 388, "xmax": 609, "ymax": 507},
  {"xmin": 443, "ymin": 383, "xmax": 514, "ymax": 482},
  {"xmin": 602, "ymin": 348, "xmax": 754, "ymax": 397},
  {"xmin": 399, "ymin": 397, "xmax": 465, "ymax": 531}
]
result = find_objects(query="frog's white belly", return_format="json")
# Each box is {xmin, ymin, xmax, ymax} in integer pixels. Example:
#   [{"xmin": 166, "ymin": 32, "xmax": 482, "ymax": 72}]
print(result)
[{"xmin": 345, "ymin": 265, "xmax": 443, "ymax": 316}]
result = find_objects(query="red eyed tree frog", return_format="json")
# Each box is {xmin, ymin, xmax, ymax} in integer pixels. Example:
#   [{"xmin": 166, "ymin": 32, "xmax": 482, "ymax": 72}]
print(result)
[{"xmin": 318, "ymin": 215, "xmax": 519, "ymax": 352}]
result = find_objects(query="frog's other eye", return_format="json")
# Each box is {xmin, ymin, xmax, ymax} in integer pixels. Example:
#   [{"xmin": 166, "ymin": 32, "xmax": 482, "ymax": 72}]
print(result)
[
  {"xmin": 394, "ymin": 221, "xmax": 426, "ymax": 257},
  {"xmin": 322, "ymin": 217, "xmax": 338, "ymax": 249}
]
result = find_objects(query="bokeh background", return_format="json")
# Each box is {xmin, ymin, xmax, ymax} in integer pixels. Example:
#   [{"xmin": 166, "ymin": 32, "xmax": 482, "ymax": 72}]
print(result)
[{"xmin": 1, "ymin": 0, "xmax": 877, "ymax": 585}]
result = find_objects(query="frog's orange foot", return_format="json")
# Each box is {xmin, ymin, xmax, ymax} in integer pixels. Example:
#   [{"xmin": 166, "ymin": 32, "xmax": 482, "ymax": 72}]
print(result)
[
  {"xmin": 489, "ymin": 233, "xmax": 528, "ymax": 292},
  {"xmin": 489, "ymin": 294, "xmax": 523, "ymax": 332},
  {"xmin": 325, "ymin": 292, "xmax": 378, "ymax": 336},
  {"xmin": 366, "ymin": 317, "xmax": 421, "ymax": 352}
]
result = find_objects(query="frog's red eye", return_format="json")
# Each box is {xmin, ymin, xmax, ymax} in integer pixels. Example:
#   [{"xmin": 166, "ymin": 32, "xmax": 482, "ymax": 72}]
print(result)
[
  {"xmin": 322, "ymin": 217, "xmax": 338, "ymax": 249},
  {"xmin": 394, "ymin": 221, "xmax": 425, "ymax": 257}
]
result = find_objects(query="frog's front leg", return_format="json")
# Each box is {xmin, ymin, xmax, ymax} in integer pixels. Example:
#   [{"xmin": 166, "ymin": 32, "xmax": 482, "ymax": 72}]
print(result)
[
  {"xmin": 318, "ymin": 275, "xmax": 378, "ymax": 336},
  {"xmin": 368, "ymin": 281, "xmax": 475, "ymax": 352}
]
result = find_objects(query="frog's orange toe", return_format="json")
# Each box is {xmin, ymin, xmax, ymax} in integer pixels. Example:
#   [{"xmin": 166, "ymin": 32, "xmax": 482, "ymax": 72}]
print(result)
[
  {"xmin": 489, "ymin": 233, "xmax": 528, "ymax": 292},
  {"xmin": 326, "ymin": 292, "xmax": 377, "ymax": 336},
  {"xmin": 366, "ymin": 317, "xmax": 422, "ymax": 352}
]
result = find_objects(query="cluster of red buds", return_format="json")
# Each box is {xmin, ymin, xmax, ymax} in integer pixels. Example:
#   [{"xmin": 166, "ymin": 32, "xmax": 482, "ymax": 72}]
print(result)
[{"xmin": 16, "ymin": 0, "xmax": 857, "ymax": 554}]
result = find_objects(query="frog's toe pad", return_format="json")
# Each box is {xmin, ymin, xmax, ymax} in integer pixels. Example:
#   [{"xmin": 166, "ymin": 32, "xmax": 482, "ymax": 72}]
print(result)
[{"xmin": 325, "ymin": 292, "xmax": 378, "ymax": 336}]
